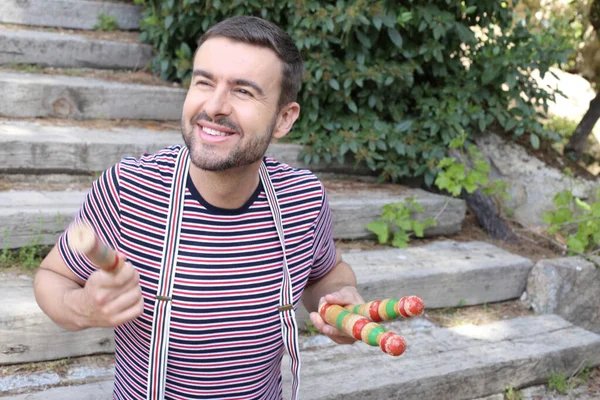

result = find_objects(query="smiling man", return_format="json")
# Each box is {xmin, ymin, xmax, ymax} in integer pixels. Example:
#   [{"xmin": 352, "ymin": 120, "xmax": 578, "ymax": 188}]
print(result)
[{"xmin": 34, "ymin": 16, "xmax": 363, "ymax": 400}]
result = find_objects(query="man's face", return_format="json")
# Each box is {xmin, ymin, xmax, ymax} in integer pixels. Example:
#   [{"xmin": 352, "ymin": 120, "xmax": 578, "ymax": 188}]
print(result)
[{"xmin": 181, "ymin": 37, "xmax": 285, "ymax": 171}]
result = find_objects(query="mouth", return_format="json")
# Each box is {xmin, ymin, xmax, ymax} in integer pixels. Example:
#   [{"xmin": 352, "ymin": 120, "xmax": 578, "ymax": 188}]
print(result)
[
  {"xmin": 201, "ymin": 126, "xmax": 234, "ymax": 137},
  {"xmin": 196, "ymin": 121, "xmax": 238, "ymax": 142}
]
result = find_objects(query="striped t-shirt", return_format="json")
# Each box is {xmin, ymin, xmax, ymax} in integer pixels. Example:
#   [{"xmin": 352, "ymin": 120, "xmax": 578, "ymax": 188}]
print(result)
[{"xmin": 58, "ymin": 145, "xmax": 337, "ymax": 399}]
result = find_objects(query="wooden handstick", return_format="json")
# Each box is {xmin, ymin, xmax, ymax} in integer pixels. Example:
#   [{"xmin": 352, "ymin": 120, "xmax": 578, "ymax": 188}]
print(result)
[
  {"xmin": 318, "ymin": 303, "xmax": 406, "ymax": 356},
  {"xmin": 68, "ymin": 223, "xmax": 123, "ymax": 273},
  {"xmin": 345, "ymin": 296, "xmax": 425, "ymax": 322}
]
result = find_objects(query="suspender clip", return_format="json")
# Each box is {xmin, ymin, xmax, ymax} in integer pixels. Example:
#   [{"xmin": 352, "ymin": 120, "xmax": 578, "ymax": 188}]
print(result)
[
  {"xmin": 277, "ymin": 304, "xmax": 293, "ymax": 312},
  {"xmin": 156, "ymin": 295, "xmax": 172, "ymax": 302}
]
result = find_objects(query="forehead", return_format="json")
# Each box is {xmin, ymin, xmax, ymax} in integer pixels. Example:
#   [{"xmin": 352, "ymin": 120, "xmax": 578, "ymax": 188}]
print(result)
[{"xmin": 194, "ymin": 37, "xmax": 282, "ymax": 94}]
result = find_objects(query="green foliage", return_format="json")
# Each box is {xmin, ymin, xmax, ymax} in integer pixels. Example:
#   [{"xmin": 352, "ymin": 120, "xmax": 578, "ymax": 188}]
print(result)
[
  {"xmin": 435, "ymin": 131, "xmax": 510, "ymax": 198},
  {"xmin": 135, "ymin": 0, "xmax": 573, "ymax": 182},
  {"xmin": 366, "ymin": 197, "xmax": 436, "ymax": 248},
  {"xmin": 548, "ymin": 372, "xmax": 569, "ymax": 394},
  {"xmin": 542, "ymin": 186, "xmax": 600, "ymax": 255},
  {"xmin": 504, "ymin": 385, "xmax": 523, "ymax": 400},
  {"xmin": 94, "ymin": 13, "xmax": 120, "ymax": 31},
  {"xmin": 303, "ymin": 321, "xmax": 319, "ymax": 336},
  {"xmin": 1, "ymin": 224, "xmax": 49, "ymax": 274},
  {"xmin": 544, "ymin": 116, "xmax": 579, "ymax": 140}
]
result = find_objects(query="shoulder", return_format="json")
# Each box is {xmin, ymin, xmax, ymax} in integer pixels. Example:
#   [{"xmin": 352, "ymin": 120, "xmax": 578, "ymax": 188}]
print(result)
[
  {"xmin": 118, "ymin": 145, "xmax": 183, "ymax": 180},
  {"xmin": 263, "ymin": 157, "xmax": 325, "ymax": 201}
]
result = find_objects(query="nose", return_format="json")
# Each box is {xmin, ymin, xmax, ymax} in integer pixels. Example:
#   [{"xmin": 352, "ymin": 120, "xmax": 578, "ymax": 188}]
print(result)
[{"xmin": 204, "ymin": 86, "xmax": 232, "ymax": 121}]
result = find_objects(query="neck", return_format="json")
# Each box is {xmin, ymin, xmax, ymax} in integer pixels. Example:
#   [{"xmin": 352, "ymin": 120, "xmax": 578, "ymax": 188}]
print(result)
[{"xmin": 188, "ymin": 161, "xmax": 262, "ymax": 209}]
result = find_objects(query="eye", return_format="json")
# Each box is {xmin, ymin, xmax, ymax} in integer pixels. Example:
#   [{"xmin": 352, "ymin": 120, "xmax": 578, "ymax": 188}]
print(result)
[
  {"xmin": 235, "ymin": 88, "xmax": 253, "ymax": 97},
  {"xmin": 195, "ymin": 79, "xmax": 211, "ymax": 87}
]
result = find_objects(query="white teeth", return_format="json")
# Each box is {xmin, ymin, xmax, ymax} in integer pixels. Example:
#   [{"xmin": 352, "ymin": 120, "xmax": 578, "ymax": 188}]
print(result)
[{"xmin": 202, "ymin": 127, "xmax": 231, "ymax": 136}]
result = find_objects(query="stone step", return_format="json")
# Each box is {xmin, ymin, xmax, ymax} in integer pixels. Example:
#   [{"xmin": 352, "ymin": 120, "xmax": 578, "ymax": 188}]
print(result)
[
  {"xmin": 0, "ymin": 26, "xmax": 153, "ymax": 70},
  {"xmin": 2, "ymin": 315, "xmax": 598, "ymax": 399},
  {"xmin": 0, "ymin": 0, "xmax": 142, "ymax": 31},
  {"xmin": 0, "ymin": 273, "xmax": 114, "ymax": 366},
  {"xmin": 0, "ymin": 180, "xmax": 464, "ymax": 248},
  {"xmin": 295, "ymin": 240, "xmax": 533, "ymax": 325},
  {"xmin": 0, "ymin": 241, "xmax": 529, "ymax": 365},
  {"xmin": 0, "ymin": 120, "xmax": 371, "ymax": 176},
  {"xmin": 0, "ymin": 71, "xmax": 186, "ymax": 120}
]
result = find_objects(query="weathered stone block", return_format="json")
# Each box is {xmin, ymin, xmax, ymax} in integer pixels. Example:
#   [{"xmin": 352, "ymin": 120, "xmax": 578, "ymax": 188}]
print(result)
[{"xmin": 526, "ymin": 256, "xmax": 600, "ymax": 334}]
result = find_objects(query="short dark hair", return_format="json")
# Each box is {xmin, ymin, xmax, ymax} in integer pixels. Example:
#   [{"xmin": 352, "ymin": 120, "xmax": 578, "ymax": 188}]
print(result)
[{"xmin": 197, "ymin": 16, "xmax": 304, "ymax": 108}]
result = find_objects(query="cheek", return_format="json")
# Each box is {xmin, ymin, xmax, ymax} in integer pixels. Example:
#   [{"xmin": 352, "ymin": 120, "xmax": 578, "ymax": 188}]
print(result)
[{"xmin": 182, "ymin": 89, "xmax": 202, "ymax": 116}]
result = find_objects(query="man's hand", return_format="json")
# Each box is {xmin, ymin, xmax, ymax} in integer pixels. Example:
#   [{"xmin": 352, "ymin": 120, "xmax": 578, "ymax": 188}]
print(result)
[
  {"xmin": 77, "ymin": 256, "xmax": 144, "ymax": 328},
  {"xmin": 308, "ymin": 285, "xmax": 364, "ymax": 344}
]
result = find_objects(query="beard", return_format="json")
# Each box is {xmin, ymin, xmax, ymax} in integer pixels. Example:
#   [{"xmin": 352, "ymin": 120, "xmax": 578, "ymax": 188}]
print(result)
[{"xmin": 181, "ymin": 111, "xmax": 277, "ymax": 172}]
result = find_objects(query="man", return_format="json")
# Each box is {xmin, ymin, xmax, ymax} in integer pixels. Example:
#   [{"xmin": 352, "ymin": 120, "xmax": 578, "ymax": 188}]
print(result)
[{"xmin": 34, "ymin": 15, "xmax": 363, "ymax": 399}]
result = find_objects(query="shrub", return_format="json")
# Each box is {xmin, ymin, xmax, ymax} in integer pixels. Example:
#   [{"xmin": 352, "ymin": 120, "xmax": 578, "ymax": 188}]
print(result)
[{"xmin": 135, "ymin": 0, "xmax": 573, "ymax": 183}]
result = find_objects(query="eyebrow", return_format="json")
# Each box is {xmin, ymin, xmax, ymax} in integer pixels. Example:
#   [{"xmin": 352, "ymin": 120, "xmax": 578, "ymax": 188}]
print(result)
[{"xmin": 192, "ymin": 69, "xmax": 265, "ymax": 96}]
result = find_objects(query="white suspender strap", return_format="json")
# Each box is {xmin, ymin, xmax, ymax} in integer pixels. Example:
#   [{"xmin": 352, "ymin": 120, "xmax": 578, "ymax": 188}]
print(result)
[
  {"xmin": 145, "ymin": 153, "xmax": 299, "ymax": 399},
  {"xmin": 146, "ymin": 147, "xmax": 190, "ymax": 400},
  {"xmin": 259, "ymin": 161, "xmax": 301, "ymax": 400}
]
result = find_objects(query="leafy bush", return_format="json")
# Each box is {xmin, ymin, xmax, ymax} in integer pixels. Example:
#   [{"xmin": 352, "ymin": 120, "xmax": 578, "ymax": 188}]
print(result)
[
  {"xmin": 543, "ymin": 185, "xmax": 600, "ymax": 255},
  {"xmin": 435, "ymin": 130, "xmax": 509, "ymax": 198},
  {"xmin": 95, "ymin": 13, "xmax": 120, "ymax": 31},
  {"xmin": 135, "ymin": 0, "xmax": 573, "ymax": 183},
  {"xmin": 366, "ymin": 197, "xmax": 436, "ymax": 248}
]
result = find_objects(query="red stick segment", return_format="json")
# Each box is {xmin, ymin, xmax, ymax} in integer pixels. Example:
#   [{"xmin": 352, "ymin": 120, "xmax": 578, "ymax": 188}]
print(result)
[
  {"xmin": 318, "ymin": 302, "xmax": 406, "ymax": 356},
  {"xmin": 346, "ymin": 297, "xmax": 425, "ymax": 322},
  {"xmin": 68, "ymin": 223, "xmax": 123, "ymax": 273}
]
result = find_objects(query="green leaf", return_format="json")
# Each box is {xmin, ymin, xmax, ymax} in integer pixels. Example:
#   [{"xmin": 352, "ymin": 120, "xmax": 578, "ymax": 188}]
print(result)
[
  {"xmin": 435, "ymin": 174, "xmax": 451, "ymax": 191},
  {"xmin": 553, "ymin": 190, "xmax": 572, "ymax": 207},
  {"xmin": 315, "ymin": 69, "xmax": 323, "ymax": 81},
  {"xmin": 542, "ymin": 212, "xmax": 555, "ymax": 224},
  {"xmin": 463, "ymin": 181, "xmax": 478, "ymax": 194},
  {"xmin": 165, "ymin": 15, "xmax": 174, "ymax": 29},
  {"xmin": 482, "ymin": 67, "xmax": 499, "ymax": 85},
  {"xmin": 413, "ymin": 221, "xmax": 425, "ymax": 237},
  {"xmin": 567, "ymin": 236, "xmax": 585, "ymax": 253},
  {"xmin": 574, "ymin": 197, "xmax": 591, "ymax": 212},
  {"xmin": 395, "ymin": 120, "xmax": 412, "ymax": 132},
  {"xmin": 180, "ymin": 42, "xmax": 192, "ymax": 59},
  {"xmin": 530, "ymin": 133, "xmax": 540, "ymax": 150},
  {"xmin": 348, "ymin": 100, "xmax": 358, "ymax": 113},
  {"xmin": 355, "ymin": 30, "xmax": 371, "ymax": 48},
  {"xmin": 329, "ymin": 79, "xmax": 340, "ymax": 90},
  {"xmin": 592, "ymin": 202, "xmax": 600, "ymax": 217},
  {"xmin": 366, "ymin": 221, "xmax": 389, "ymax": 244},
  {"xmin": 465, "ymin": 6, "xmax": 477, "ymax": 14},
  {"xmin": 387, "ymin": 28, "xmax": 403, "ymax": 48},
  {"xmin": 397, "ymin": 219, "xmax": 412, "ymax": 230},
  {"xmin": 391, "ymin": 230, "xmax": 410, "ymax": 248}
]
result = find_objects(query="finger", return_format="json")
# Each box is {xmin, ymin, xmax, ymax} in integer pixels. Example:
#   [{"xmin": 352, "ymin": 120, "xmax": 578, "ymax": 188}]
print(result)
[
  {"xmin": 95, "ymin": 261, "xmax": 138, "ymax": 290},
  {"xmin": 111, "ymin": 261, "xmax": 139, "ymax": 287},
  {"xmin": 310, "ymin": 312, "xmax": 355, "ymax": 343},
  {"xmin": 102, "ymin": 284, "xmax": 144, "ymax": 318},
  {"xmin": 106, "ymin": 294, "xmax": 145, "ymax": 327}
]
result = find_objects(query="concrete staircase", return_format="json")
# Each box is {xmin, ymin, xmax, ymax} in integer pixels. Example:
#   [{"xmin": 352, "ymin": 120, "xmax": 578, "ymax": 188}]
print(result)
[{"xmin": 1, "ymin": 1, "xmax": 599, "ymax": 399}]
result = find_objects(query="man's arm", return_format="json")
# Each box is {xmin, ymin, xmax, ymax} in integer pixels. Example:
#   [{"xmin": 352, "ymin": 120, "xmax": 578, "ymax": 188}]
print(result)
[
  {"xmin": 34, "ymin": 244, "xmax": 143, "ymax": 331},
  {"xmin": 302, "ymin": 248, "xmax": 364, "ymax": 344}
]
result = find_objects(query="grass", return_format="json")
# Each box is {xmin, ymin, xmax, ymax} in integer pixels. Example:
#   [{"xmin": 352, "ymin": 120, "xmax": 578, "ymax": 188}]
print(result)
[
  {"xmin": 548, "ymin": 363, "xmax": 596, "ymax": 395},
  {"xmin": 0, "ymin": 358, "xmax": 71, "ymax": 377},
  {"xmin": 0, "ymin": 245, "xmax": 50, "ymax": 275},
  {"xmin": 94, "ymin": 13, "xmax": 120, "ymax": 32},
  {"xmin": 504, "ymin": 385, "xmax": 523, "ymax": 400},
  {"xmin": 1, "ymin": 226, "xmax": 52, "ymax": 275},
  {"xmin": 300, "ymin": 320, "xmax": 320, "ymax": 337}
]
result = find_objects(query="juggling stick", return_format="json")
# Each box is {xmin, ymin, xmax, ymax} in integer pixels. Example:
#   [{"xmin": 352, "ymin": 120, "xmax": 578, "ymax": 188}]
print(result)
[
  {"xmin": 345, "ymin": 296, "xmax": 425, "ymax": 322},
  {"xmin": 68, "ymin": 223, "xmax": 123, "ymax": 273},
  {"xmin": 318, "ymin": 302, "xmax": 406, "ymax": 356}
]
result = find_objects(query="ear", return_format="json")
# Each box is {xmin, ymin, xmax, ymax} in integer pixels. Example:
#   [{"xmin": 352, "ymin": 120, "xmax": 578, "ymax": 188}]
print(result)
[{"xmin": 272, "ymin": 102, "xmax": 300, "ymax": 140}]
